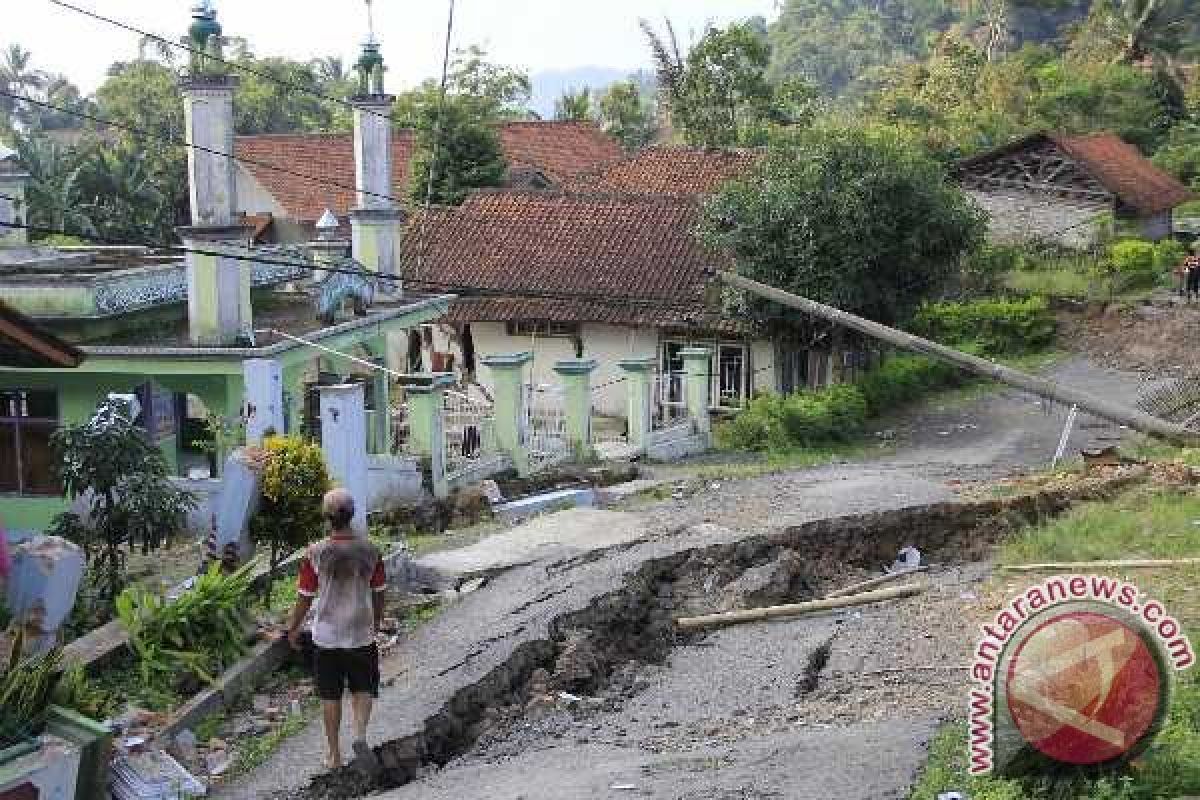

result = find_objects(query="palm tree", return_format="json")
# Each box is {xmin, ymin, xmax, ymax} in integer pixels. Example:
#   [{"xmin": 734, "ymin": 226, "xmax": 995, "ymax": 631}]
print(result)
[
  {"xmin": 639, "ymin": 18, "xmax": 685, "ymax": 110},
  {"xmin": 0, "ymin": 45, "xmax": 46, "ymax": 131},
  {"xmin": 16, "ymin": 134, "xmax": 97, "ymax": 238},
  {"xmin": 1071, "ymin": 0, "xmax": 1190, "ymax": 66}
]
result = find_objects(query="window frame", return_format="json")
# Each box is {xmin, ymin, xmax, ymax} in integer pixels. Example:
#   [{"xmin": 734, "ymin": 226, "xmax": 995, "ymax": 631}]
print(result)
[
  {"xmin": 0, "ymin": 388, "xmax": 62, "ymax": 497},
  {"xmin": 505, "ymin": 320, "xmax": 582, "ymax": 338}
]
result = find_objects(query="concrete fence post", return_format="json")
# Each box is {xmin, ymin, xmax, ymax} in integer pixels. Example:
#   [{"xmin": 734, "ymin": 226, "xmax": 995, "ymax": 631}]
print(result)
[
  {"xmin": 618, "ymin": 358, "xmax": 656, "ymax": 451},
  {"xmin": 372, "ymin": 357, "xmax": 390, "ymax": 455},
  {"xmin": 319, "ymin": 383, "xmax": 369, "ymax": 534},
  {"xmin": 400, "ymin": 374, "xmax": 453, "ymax": 499},
  {"xmin": 680, "ymin": 347, "xmax": 713, "ymax": 438},
  {"xmin": 482, "ymin": 352, "xmax": 533, "ymax": 477},
  {"xmin": 243, "ymin": 358, "xmax": 284, "ymax": 446},
  {"xmin": 554, "ymin": 359, "xmax": 598, "ymax": 459},
  {"xmin": 6, "ymin": 536, "xmax": 84, "ymax": 655}
]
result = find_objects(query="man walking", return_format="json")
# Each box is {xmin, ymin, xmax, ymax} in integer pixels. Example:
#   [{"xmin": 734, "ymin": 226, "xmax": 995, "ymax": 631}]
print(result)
[
  {"xmin": 1187, "ymin": 246, "xmax": 1200, "ymax": 303},
  {"xmin": 286, "ymin": 488, "xmax": 386, "ymax": 772}
]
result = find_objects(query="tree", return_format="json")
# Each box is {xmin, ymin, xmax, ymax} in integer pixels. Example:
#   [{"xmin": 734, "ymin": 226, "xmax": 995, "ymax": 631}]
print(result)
[
  {"xmin": 642, "ymin": 20, "xmax": 812, "ymax": 147},
  {"xmin": 76, "ymin": 140, "xmax": 168, "ymax": 242},
  {"xmin": 0, "ymin": 44, "xmax": 45, "ymax": 132},
  {"xmin": 233, "ymin": 57, "xmax": 339, "ymax": 134},
  {"xmin": 15, "ymin": 134, "xmax": 97, "ymax": 238},
  {"xmin": 1066, "ymin": 0, "xmax": 1192, "ymax": 65},
  {"xmin": 676, "ymin": 23, "xmax": 777, "ymax": 147},
  {"xmin": 596, "ymin": 79, "xmax": 658, "ymax": 152},
  {"xmin": 408, "ymin": 95, "xmax": 508, "ymax": 206},
  {"xmin": 51, "ymin": 398, "xmax": 197, "ymax": 616},
  {"xmin": 698, "ymin": 126, "xmax": 986, "ymax": 326},
  {"xmin": 554, "ymin": 87, "xmax": 591, "ymax": 121},
  {"xmin": 95, "ymin": 59, "xmax": 189, "ymax": 242},
  {"xmin": 446, "ymin": 45, "xmax": 533, "ymax": 119}
]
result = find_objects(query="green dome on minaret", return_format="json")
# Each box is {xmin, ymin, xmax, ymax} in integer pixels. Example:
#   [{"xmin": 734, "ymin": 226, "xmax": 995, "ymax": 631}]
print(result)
[{"xmin": 189, "ymin": 1, "xmax": 222, "ymax": 46}]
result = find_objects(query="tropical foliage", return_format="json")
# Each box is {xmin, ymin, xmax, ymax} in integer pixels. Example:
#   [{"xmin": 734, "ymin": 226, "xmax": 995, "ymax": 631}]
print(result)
[
  {"xmin": 50, "ymin": 398, "xmax": 197, "ymax": 617},
  {"xmin": 117, "ymin": 561, "xmax": 256, "ymax": 695},
  {"xmin": 699, "ymin": 125, "xmax": 987, "ymax": 326}
]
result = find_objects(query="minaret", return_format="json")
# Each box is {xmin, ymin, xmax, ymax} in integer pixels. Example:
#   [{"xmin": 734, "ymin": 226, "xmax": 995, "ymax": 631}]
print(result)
[
  {"xmin": 178, "ymin": 0, "xmax": 252, "ymax": 346},
  {"xmin": 349, "ymin": 1, "xmax": 403, "ymax": 297}
]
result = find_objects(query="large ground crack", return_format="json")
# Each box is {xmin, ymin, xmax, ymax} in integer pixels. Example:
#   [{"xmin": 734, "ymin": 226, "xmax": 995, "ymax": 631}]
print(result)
[{"xmin": 295, "ymin": 471, "xmax": 1140, "ymax": 799}]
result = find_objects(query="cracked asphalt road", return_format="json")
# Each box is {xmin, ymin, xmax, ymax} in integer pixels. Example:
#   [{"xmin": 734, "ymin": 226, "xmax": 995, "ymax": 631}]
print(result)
[{"xmin": 219, "ymin": 357, "xmax": 1158, "ymax": 800}]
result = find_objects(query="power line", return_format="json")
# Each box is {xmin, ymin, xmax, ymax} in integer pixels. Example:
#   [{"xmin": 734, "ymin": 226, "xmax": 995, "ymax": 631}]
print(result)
[
  {"xmin": 0, "ymin": 89, "xmax": 409, "ymax": 210},
  {"xmin": 44, "ymin": 0, "xmax": 397, "ymax": 128},
  {"xmin": 415, "ymin": 0, "xmax": 457, "ymax": 277}
]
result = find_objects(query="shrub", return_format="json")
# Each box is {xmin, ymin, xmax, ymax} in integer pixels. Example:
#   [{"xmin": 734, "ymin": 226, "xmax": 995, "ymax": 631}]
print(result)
[
  {"xmin": 249, "ymin": 436, "xmax": 331, "ymax": 587},
  {"xmin": 858, "ymin": 355, "xmax": 965, "ymax": 416},
  {"xmin": 117, "ymin": 561, "xmax": 255, "ymax": 695},
  {"xmin": 912, "ymin": 297, "xmax": 1056, "ymax": 355},
  {"xmin": 1155, "ymin": 238, "xmax": 1189, "ymax": 272},
  {"xmin": 1109, "ymin": 239, "xmax": 1158, "ymax": 285},
  {"xmin": 717, "ymin": 354, "xmax": 968, "ymax": 453},
  {"xmin": 716, "ymin": 384, "xmax": 868, "ymax": 452}
]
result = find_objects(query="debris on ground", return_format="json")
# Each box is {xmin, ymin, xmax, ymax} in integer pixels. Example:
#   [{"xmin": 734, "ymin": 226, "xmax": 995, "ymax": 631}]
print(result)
[{"xmin": 110, "ymin": 750, "xmax": 206, "ymax": 799}]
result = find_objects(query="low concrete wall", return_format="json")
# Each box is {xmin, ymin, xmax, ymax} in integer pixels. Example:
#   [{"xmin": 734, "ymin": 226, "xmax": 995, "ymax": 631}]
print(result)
[
  {"xmin": 368, "ymin": 455, "xmax": 425, "ymax": 512},
  {"xmin": 445, "ymin": 454, "xmax": 514, "ymax": 494},
  {"xmin": 171, "ymin": 477, "xmax": 223, "ymax": 535},
  {"xmin": 645, "ymin": 422, "xmax": 709, "ymax": 461}
]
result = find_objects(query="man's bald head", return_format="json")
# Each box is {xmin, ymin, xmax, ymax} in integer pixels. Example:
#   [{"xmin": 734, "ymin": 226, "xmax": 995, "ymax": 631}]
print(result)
[{"xmin": 323, "ymin": 487, "xmax": 356, "ymax": 531}]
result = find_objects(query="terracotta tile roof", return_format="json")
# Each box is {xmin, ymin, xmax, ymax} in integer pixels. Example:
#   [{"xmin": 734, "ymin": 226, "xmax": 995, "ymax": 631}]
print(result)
[
  {"xmin": 234, "ymin": 121, "xmax": 622, "ymax": 222},
  {"xmin": 1051, "ymin": 133, "xmax": 1193, "ymax": 215},
  {"xmin": 564, "ymin": 146, "xmax": 763, "ymax": 197},
  {"xmin": 956, "ymin": 131, "xmax": 1193, "ymax": 216},
  {"xmin": 402, "ymin": 190, "xmax": 737, "ymax": 330}
]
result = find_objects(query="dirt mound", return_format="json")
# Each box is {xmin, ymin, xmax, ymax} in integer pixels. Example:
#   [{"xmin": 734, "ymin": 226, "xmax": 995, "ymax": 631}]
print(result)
[{"xmin": 1060, "ymin": 296, "xmax": 1200, "ymax": 378}]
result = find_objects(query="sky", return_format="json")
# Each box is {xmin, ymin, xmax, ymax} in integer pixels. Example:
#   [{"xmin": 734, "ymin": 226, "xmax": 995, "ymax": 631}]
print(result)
[{"xmin": 9, "ymin": 0, "xmax": 779, "ymax": 94}]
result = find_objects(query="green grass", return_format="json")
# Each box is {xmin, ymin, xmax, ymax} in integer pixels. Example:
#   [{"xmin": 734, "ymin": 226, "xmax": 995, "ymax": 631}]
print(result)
[
  {"xmin": 231, "ymin": 699, "xmax": 317, "ymax": 776},
  {"xmin": 910, "ymin": 674, "xmax": 1200, "ymax": 800},
  {"xmin": 1003, "ymin": 268, "xmax": 1092, "ymax": 300},
  {"xmin": 688, "ymin": 443, "xmax": 875, "ymax": 481},
  {"xmin": 999, "ymin": 487, "xmax": 1200, "ymax": 566},
  {"xmin": 910, "ymin": 483, "xmax": 1200, "ymax": 799},
  {"xmin": 193, "ymin": 711, "xmax": 226, "ymax": 743}
]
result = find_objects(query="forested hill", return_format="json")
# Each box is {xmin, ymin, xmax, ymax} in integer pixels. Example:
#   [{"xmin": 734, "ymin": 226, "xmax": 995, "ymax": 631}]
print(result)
[{"xmin": 765, "ymin": 0, "xmax": 1195, "ymax": 97}]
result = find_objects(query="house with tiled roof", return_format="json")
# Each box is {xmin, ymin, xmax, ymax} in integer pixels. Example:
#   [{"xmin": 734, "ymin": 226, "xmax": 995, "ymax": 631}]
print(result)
[
  {"xmin": 563, "ymin": 146, "xmax": 763, "ymax": 197},
  {"xmin": 400, "ymin": 189, "xmax": 851, "ymax": 417},
  {"xmin": 233, "ymin": 121, "xmax": 623, "ymax": 242},
  {"xmin": 955, "ymin": 131, "xmax": 1194, "ymax": 245}
]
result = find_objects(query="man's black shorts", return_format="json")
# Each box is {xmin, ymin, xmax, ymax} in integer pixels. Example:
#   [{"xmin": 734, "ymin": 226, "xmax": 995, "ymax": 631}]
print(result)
[{"xmin": 314, "ymin": 644, "xmax": 380, "ymax": 700}]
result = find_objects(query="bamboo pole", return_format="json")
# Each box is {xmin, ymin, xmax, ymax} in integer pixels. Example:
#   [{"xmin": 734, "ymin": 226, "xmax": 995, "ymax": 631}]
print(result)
[
  {"xmin": 718, "ymin": 272, "xmax": 1200, "ymax": 446},
  {"xmin": 998, "ymin": 558, "xmax": 1200, "ymax": 573},
  {"xmin": 675, "ymin": 583, "xmax": 926, "ymax": 632},
  {"xmin": 824, "ymin": 567, "xmax": 929, "ymax": 598}
]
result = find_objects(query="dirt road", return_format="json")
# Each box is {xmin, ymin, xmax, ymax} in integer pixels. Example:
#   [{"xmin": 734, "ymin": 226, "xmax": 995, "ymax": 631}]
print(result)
[{"xmin": 222, "ymin": 356, "xmax": 1160, "ymax": 800}]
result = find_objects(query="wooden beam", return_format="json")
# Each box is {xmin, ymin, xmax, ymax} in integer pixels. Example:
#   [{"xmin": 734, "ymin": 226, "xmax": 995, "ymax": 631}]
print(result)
[{"xmin": 0, "ymin": 315, "xmax": 82, "ymax": 368}]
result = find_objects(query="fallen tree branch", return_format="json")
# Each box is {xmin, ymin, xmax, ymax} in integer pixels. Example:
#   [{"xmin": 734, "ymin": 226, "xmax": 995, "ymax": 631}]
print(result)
[
  {"xmin": 675, "ymin": 583, "xmax": 926, "ymax": 632},
  {"xmin": 824, "ymin": 567, "xmax": 929, "ymax": 598},
  {"xmin": 998, "ymin": 558, "xmax": 1200, "ymax": 572}
]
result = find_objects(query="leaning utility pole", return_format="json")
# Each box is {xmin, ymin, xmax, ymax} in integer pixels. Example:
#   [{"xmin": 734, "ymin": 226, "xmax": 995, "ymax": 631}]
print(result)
[{"xmin": 720, "ymin": 271, "xmax": 1199, "ymax": 446}]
